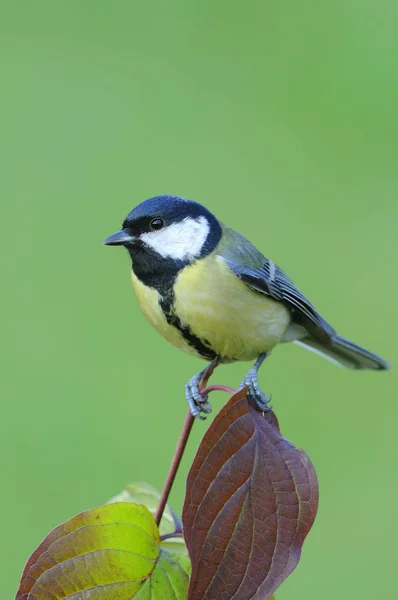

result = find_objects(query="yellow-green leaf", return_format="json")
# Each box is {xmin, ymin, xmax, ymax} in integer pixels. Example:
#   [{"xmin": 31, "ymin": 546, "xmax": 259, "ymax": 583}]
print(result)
[
  {"xmin": 16, "ymin": 502, "xmax": 189, "ymax": 600},
  {"xmin": 161, "ymin": 536, "xmax": 190, "ymax": 561},
  {"xmin": 107, "ymin": 481, "xmax": 190, "ymax": 565},
  {"xmin": 133, "ymin": 550, "xmax": 190, "ymax": 600},
  {"xmin": 107, "ymin": 481, "xmax": 179, "ymax": 536}
]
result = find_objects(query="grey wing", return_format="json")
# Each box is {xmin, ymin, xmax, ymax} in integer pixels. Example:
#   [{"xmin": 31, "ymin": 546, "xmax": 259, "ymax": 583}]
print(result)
[{"xmin": 223, "ymin": 257, "xmax": 336, "ymax": 343}]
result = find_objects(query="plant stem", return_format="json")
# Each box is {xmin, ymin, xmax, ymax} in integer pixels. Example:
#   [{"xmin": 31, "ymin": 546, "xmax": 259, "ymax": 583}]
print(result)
[
  {"xmin": 155, "ymin": 358, "xmax": 220, "ymax": 527},
  {"xmin": 155, "ymin": 409, "xmax": 195, "ymax": 527},
  {"xmin": 160, "ymin": 531, "xmax": 185, "ymax": 542},
  {"xmin": 201, "ymin": 384, "xmax": 237, "ymax": 396}
]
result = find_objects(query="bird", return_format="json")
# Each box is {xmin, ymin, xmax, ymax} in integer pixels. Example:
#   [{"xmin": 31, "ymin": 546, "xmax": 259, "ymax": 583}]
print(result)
[{"xmin": 104, "ymin": 195, "xmax": 389, "ymax": 419}]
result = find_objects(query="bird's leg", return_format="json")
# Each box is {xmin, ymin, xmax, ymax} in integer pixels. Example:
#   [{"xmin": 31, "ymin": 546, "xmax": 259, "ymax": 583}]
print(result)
[
  {"xmin": 185, "ymin": 369, "xmax": 211, "ymax": 420},
  {"xmin": 239, "ymin": 352, "xmax": 272, "ymax": 412},
  {"xmin": 185, "ymin": 357, "xmax": 220, "ymax": 420}
]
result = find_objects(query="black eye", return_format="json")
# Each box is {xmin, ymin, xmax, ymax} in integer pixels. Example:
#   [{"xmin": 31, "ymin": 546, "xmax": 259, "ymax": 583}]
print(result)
[{"xmin": 150, "ymin": 218, "xmax": 164, "ymax": 230}]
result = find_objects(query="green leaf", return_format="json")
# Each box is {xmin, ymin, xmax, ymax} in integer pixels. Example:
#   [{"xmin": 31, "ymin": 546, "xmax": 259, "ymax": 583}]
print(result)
[
  {"xmin": 108, "ymin": 481, "xmax": 180, "ymax": 537},
  {"xmin": 133, "ymin": 550, "xmax": 190, "ymax": 600},
  {"xmin": 161, "ymin": 536, "xmax": 190, "ymax": 559},
  {"xmin": 108, "ymin": 481, "xmax": 190, "ymax": 565},
  {"xmin": 16, "ymin": 502, "xmax": 189, "ymax": 600}
]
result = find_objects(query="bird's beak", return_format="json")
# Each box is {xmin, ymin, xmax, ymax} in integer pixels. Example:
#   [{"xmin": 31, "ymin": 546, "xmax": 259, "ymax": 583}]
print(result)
[{"xmin": 103, "ymin": 230, "xmax": 135, "ymax": 246}]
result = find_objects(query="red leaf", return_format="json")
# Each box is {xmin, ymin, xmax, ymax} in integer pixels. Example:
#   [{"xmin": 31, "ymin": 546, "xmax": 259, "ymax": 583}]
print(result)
[{"xmin": 183, "ymin": 389, "xmax": 318, "ymax": 600}]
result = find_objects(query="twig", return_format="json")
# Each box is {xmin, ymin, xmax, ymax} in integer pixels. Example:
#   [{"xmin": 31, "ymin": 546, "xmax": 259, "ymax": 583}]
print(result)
[
  {"xmin": 155, "ymin": 358, "xmax": 221, "ymax": 527},
  {"xmin": 160, "ymin": 531, "xmax": 185, "ymax": 542},
  {"xmin": 201, "ymin": 384, "xmax": 237, "ymax": 396},
  {"xmin": 155, "ymin": 409, "xmax": 195, "ymax": 526}
]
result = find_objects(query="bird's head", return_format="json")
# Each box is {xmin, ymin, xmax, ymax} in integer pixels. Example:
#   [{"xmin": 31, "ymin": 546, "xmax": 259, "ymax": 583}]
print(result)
[{"xmin": 104, "ymin": 195, "xmax": 222, "ymax": 264}]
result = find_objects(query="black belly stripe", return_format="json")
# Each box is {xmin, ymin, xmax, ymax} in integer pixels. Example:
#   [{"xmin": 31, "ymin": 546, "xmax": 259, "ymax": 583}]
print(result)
[
  {"xmin": 130, "ymin": 249, "xmax": 217, "ymax": 360},
  {"xmin": 160, "ymin": 291, "xmax": 217, "ymax": 360}
]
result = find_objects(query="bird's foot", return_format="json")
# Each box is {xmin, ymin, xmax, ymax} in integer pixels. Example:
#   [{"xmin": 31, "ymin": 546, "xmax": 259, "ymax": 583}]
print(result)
[
  {"xmin": 239, "ymin": 353, "xmax": 272, "ymax": 412},
  {"xmin": 239, "ymin": 372, "xmax": 272, "ymax": 412},
  {"xmin": 185, "ymin": 370, "xmax": 213, "ymax": 420}
]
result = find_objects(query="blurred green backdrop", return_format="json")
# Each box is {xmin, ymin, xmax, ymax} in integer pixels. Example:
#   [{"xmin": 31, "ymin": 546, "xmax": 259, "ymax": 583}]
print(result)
[{"xmin": 1, "ymin": 1, "xmax": 397, "ymax": 598}]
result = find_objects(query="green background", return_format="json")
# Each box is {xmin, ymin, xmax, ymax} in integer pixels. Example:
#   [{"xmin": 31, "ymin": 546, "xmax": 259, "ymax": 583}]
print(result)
[{"xmin": 1, "ymin": 1, "xmax": 397, "ymax": 598}]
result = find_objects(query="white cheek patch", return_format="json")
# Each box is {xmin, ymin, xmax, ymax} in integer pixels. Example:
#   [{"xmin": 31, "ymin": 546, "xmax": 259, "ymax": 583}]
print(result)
[{"xmin": 140, "ymin": 216, "xmax": 210, "ymax": 260}]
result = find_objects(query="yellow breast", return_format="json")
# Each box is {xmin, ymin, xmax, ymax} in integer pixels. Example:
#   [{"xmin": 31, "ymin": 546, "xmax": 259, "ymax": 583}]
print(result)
[
  {"xmin": 130, "ymin": 271, "xmax": 199, "ymax": 357},
  {"xmin": 131, "ymin": 256, "xmax": 291, "ymax": 362},
  {"xmin": 173, "ymin": 256, "xmax": 291, "ymax": 361}
]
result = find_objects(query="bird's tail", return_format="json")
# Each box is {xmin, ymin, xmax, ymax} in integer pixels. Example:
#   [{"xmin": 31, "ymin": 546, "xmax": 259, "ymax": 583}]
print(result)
[{"xmin": 294, "ymin": 335, "xmax": 390, "ymax": 370}]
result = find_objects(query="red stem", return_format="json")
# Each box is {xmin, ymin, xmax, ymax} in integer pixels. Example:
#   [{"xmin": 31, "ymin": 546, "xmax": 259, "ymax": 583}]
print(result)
[
  {"xmin": 155, "ymin": 358, "xmax": 222, "ymax": 527},
  {"xmin": 155, "ymin": 409, "xmax": 195, "ymax": 526},
  {"xmin": 201, "ymin": 384, "xmax": 237, "ymax": 396}
]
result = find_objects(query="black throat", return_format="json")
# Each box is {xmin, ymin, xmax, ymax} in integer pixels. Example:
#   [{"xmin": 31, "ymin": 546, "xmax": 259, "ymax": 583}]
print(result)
[
  {"xmin": 128, "ymin": 243, "xmax": 185, "ymax": 296},
  {"xmin": 127, "ymin": 214, "xmax": 222, "ymax": 295}
]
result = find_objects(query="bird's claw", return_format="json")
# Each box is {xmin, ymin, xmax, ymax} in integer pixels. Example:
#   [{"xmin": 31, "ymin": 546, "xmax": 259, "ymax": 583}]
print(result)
[
  {"xmin": 239, "ymin": 370, "xmax": 272, "ymax": 413},
  {"xmin": 185, "ymin": 373, "xmax": 212, "ymax": 420}
]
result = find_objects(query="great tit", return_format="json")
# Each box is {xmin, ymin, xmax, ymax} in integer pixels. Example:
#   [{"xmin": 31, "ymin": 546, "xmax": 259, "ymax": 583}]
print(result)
[{"xmin": 104, "ymin": 195, "xmax": 389, "ymax": 418}]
